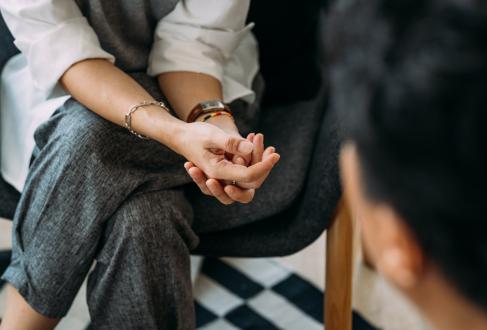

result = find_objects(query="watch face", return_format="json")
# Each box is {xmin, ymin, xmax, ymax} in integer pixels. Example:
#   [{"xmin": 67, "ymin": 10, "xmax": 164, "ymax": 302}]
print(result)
[{"xmin": 202, "ymin": 100, "xmax": 225, "ymax": 111}]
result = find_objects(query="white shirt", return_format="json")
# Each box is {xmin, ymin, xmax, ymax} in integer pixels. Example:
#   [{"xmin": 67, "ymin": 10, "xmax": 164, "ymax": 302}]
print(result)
[{"xmin": 0, "ymin": 0, "xmax": 259, "ymax": 192}]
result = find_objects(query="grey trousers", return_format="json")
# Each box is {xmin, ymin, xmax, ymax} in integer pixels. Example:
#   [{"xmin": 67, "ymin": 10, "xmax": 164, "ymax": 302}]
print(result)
[
  {"xmin": 2, "ymin": 91, "xmax": 325, "ymax": 328},
  {"xmin": 3, "ymin": 99, "xmax": 204, "ymax": 329}
]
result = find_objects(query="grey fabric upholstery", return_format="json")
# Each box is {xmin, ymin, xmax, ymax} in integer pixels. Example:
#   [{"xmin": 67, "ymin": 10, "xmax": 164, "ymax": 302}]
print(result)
[
  {"xmin": 194, "ymin": 93, "xmax": 341, "ymax": 257},
  {"xmin": 0, "ymin": 14, "xmax": 20, "ymax": 220}
]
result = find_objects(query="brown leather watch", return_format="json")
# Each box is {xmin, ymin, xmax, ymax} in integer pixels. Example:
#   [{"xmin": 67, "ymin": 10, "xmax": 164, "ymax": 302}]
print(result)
[{"xmin": 186, "ymin": 100, "xmax": 232, "ymax": 123}]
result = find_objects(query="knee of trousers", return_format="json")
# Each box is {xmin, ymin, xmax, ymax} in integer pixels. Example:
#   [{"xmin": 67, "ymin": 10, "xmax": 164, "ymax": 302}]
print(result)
[
  {"xmin": 97, "ymin": 191, "xmax": 200, "ymax": 264},
  {"xmin": 31, "ymin": 99, "xmax": 185, "ymax": 185}
]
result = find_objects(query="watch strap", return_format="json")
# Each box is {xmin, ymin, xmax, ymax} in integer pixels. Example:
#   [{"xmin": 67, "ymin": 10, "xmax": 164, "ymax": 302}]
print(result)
[{"xmin": 186, "ymin": 100, "xmax": 231, "ymax": 123}]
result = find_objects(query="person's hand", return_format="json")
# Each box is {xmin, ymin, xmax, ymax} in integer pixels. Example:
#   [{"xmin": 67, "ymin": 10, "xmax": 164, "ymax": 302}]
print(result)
[
  {"xmin": 174, "ymin": 121, "xmax": 280, "ymax": 186},
  {"xmin": 232, "ymin": 133, "xmax": 276, "ymax": 189},
  {"xmin": 197, "ymin": 112, "xmax": 252, "ymax": 165},
  {"xmin": 184, "ymin": 132, "xmax": 279, "ymax": 205}
]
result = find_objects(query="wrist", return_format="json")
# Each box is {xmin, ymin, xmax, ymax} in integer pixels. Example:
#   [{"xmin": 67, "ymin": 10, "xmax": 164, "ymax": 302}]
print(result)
[
  {"xmin": 202, "ymin": 114, "xmax": 239, "ymax": 135},
  {"xmin": 142, "ymin": 106, "xmax": 186, "ymax": 152},
  {"xmin": 155, "ymin": 120, "xmax": 187, "ymax": 153}
]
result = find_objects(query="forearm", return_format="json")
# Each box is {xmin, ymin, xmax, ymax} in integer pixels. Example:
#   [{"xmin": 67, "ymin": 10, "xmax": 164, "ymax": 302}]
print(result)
[
  {"xmin": 60, "ymin": 59, "xmax": 183, "ymax": 149},
  {"xmin": 158, "ymin": 72, "xmax": 238, "ymax": 133}
]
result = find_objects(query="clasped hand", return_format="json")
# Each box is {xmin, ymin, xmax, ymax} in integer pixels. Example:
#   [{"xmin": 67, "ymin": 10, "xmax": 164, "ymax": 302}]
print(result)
[{"xmin": 176, "ymin": 121, "xmax": 280, "ymax": 205}]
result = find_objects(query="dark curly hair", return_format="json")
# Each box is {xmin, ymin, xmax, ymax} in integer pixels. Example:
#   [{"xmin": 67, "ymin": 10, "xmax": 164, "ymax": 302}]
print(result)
[{"xmin": 327, "ymin": 0, "xmax": 487, "ymax": 309}]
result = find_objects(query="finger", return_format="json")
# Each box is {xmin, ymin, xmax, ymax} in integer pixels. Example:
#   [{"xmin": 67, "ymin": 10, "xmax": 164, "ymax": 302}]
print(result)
[
  {"xmin": 209, "ymin": 154, "xmax": 280, "ymax": 182},
  {"xmin": 184, "ymin": 162, "xmax": 193, "ymax": 170},
  {"xmin": 253, "ymin": 152, "xmax": 280, "ymax": 186},
  {"xmin": 263, "ymin": 146, "xmax": 276, "ymax": 160},
  {"xmin": 210, "ymin": 131, "xmax": 254, "ymax": 158},
  {"xmin": 206, "ymin": 179, "xmax": 234, "ymax": 205},
  {"xmin": 232, "ymin": 154, "xmax": 248, "ymax": 166},
  {"xmin": 224, "ymin": 185, "xmax": 255, "ymax": 204},
  {"xmin": 245, "ymin": 133, "xmax": 255, "ymax": 165},
  {"xmin": 268, "ymin": 152, "xmax": 281, "ymax": 165},
  {"xmin": 188, "ymin": 167, "xmax": 212, "ymax": 195},
  {"xmin": 251, "ymin": 133, "xmax": 264, "ymax": 164},
  {"xmin": 222, "ymin": 156, "xmax": 247, "ymax": 186},
  {"xmin": 234, "ymin": 152, "xmax": 281, "ymax": 189},
  {"xmin": 232, "ymin": 154, "xmax": 251, "ymax": 166}
]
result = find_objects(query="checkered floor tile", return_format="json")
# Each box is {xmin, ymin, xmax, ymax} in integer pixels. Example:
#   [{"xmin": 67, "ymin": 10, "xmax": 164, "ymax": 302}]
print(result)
[
  {"xmin": 194, "ymin": 258, "xmax": 376, "ymax": 330},
  {"xmin": 0, "ymin": 253, "xmax": 377, "ymax": 329}
]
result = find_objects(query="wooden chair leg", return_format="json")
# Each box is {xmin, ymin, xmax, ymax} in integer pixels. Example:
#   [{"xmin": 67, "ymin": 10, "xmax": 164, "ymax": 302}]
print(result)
[{"xmin": 325, "ymin": 200, "xmax": 353, "ymax": 330}]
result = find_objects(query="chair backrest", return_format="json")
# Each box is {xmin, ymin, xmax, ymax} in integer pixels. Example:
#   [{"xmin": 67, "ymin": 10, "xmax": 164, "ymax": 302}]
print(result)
[
  {"xmin": 248, "ymin": 0, "xmax": 325, "ymax": 106},
  {"xmin": 0, "ymin": 13, "xmax": 21, "ymax": 219},
  {"xmin": 0, "ymin": 14, "xmax": 19, "ymax": 71}
]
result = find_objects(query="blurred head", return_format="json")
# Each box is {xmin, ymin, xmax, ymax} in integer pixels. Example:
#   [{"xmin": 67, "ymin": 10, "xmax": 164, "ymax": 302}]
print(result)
[{"xmin": 328, "ymin": 0, "xmax": 487, "ymax": 326}]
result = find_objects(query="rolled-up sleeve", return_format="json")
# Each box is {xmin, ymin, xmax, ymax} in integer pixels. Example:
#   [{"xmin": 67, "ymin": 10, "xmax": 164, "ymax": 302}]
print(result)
[
  {"xmin": 148, "ymin": 0, "xmax": 258, "ymax": 103},
  {"xmin": 0, "ymin": 0, "xmax": 115, "ymax": 92}
]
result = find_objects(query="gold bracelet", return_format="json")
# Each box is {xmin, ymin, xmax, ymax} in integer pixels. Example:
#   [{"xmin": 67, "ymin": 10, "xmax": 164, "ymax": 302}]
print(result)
[{"xmin": 125, "ymin": 101, "xmax": 170, "ymax": 140}]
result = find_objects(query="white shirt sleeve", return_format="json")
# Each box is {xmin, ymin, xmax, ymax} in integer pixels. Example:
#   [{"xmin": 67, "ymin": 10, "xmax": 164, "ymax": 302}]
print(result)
[
  {"xmin": 147, "ymin": 0, "xmax": 257, "ymax": 103},
  {"xmin": 0, "ymin": 0, "xmax": 115, "ymax": 92}
]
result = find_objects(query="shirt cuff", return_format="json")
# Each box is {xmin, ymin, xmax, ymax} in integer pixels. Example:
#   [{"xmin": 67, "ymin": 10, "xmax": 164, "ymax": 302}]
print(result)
[
  {"xmin": 222, "ymin": 75, "xmax": 256, "ymax": 104},
  {"xmin": 147, "ymin": 38, "xmax": 225, "ymax": 83},
  {"xmin": 147, "ymin": 21, "xmax": 254, "ymax": 80},
  {"xmin": 16, "ymin": 17, "xmax": 115, "ymax": 92}
]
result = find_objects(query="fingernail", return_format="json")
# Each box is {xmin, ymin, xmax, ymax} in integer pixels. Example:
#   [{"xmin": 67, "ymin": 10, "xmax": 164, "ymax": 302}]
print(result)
[{"xmin": 238, "ymin": 141, "xmax": 254, "ymax": 154}]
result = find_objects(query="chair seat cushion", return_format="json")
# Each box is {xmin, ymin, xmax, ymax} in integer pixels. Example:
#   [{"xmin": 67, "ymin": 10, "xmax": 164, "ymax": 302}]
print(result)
[
  {"xmin": 193, "ymin": 94, "xmax": 342, "ymax": 257},
  {"xmin": 190, "ymin": 94, "xmax": 328, "ymax": 234}
]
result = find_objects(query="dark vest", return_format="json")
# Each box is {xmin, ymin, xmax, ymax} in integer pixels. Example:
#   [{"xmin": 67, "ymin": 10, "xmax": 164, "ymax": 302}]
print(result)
[{"xmin": 75, "ymin": 0, "xmax": 179, "ymax": 73}]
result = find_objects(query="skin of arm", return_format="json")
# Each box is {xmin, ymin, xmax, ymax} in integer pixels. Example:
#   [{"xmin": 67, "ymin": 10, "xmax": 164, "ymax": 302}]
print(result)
[
  {"xmin": 60, "ymin": 58, "xmax": 183, "ymax": 150},
  {"xmin": 158, "ymin": 71, "xmax": 239, "ymax": 134},
  {"xmin": 60, "ymin": 59, "xmax": 280, "ymax": 188}
]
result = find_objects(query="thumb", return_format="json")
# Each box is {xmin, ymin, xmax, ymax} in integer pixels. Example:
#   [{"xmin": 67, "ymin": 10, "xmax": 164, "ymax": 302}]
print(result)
[{"xmin": 212, "ymin": 131, "xmax": 254, "ymax": 157}]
